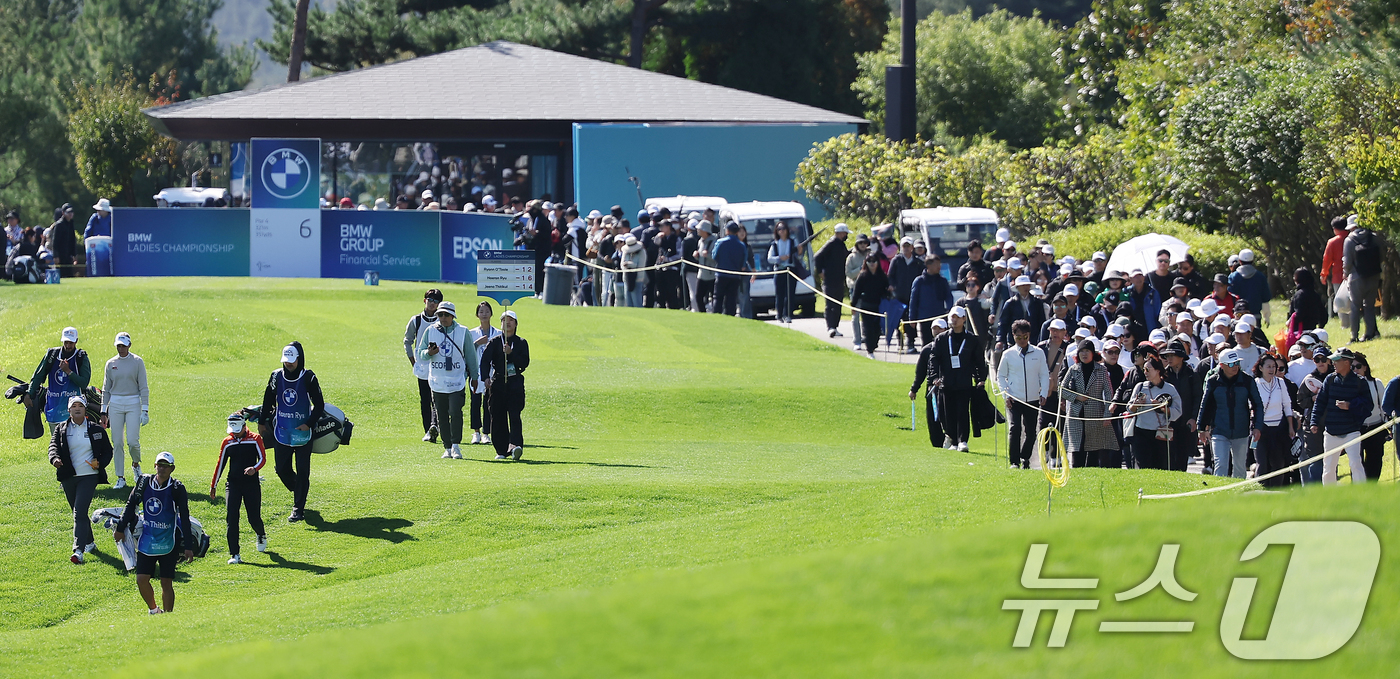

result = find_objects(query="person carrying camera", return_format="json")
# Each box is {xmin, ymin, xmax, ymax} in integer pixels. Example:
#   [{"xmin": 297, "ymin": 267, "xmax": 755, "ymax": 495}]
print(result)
[{"xmin": 1127, "ymin": 354, "xmax": 1183, "ymax": 470}]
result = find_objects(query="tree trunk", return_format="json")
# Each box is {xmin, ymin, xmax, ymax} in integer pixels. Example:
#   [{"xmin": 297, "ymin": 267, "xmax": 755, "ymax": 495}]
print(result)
[{"xmin": 287, "ymin": 0, "xmax": 311, "ymax": 82}]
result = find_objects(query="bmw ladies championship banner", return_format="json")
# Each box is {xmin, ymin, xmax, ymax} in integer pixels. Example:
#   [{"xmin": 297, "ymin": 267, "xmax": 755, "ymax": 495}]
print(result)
[
  {"xmin": 250, "ymin": 138, "xmax": 321, "ymax": 277},
  {"xmin": 321, "ymin": 210, "xmax": 440, "ymax": 281},
  {"xmin": 111, "ymin": 208, "xmax": 251, "ymax": 276}
]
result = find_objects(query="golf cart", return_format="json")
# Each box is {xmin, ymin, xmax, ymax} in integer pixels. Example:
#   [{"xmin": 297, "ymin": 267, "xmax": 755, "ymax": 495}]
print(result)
[
  {"xmin": 899, "ymin": 206, "xmax": 1000, "ymax": 282},
  {"xmin": 717, "ymin": 201, "xmax": 817, "ymax": 318},
  {"xmin": 644, "ymin": 195, "xmax": 729, "ymax": 218},
  {"xmin": 153, "ymin": 187, "xmax": 231, "ymax": 208}
]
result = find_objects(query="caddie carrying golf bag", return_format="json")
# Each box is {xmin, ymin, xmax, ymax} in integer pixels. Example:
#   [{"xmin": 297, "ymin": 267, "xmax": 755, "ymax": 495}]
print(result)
[
  {"xmin": 241, "ymin": 403, "xmax": 354, "ymax": 454},
  {"xmin": 90, "ymin": 506, "xmax": 212, "ymax": 571}
]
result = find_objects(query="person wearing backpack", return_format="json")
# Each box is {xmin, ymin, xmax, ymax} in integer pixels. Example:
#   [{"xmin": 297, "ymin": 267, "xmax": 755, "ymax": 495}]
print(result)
[
  {"xmin": 1343, "ymin": 215, "xmax": 1384, "ymax": 343},
  {"xmin": 24, "ymin": 327, "xmax": 92, "ymax": 437},
  {"xmin": 404, "ymin": 289, "xmax": 443, "ymax": 443},
  {"xmin": 114, "ymin": 452, "xmax": 193, "ymax": 615}
]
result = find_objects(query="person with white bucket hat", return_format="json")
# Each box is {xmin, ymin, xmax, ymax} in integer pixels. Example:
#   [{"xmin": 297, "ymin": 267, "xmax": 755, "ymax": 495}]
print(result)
[
  {"xmin": 101, "ymin": 331, "xmax": 148, "ymax": 490},
  {"xmin": 83, "ymin": 198, "xmax": 112, "ymax": 239}
]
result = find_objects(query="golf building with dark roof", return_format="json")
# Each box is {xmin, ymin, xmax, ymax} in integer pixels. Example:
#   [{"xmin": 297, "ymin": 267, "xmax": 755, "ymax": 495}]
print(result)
[{"xmin": 147, "ymin": 41, "xmax": 865, "ymax": 212}]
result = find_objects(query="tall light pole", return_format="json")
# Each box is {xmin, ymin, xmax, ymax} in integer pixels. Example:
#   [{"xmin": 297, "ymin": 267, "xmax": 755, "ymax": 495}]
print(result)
[{"xmin": 885, "ymin": 0, "xmax": 916, "ymax": 142}]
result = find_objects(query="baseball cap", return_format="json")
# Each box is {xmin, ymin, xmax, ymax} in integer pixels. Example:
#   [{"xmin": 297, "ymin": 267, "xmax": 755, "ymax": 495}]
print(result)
[
  {"xmin": 482, "ymin": 195, "xmax": 497, "ymax": 206},
  {"xmin": 1206, "ymin": 332, "xmax": 1227, "ymax": 346},
  {"xmin": 1149, "ymin": 328, "xmax": 1168, "ymax": 343},
  {"xmin": 1009, "ymin": 259, "xmax": 1024, "ymax": 271},
  {"xmin": 114, "ymin": 332, "xmax": 131, "ymax": 347},
  {"xmin": 1032, "ymin": 285, "xmax": 1045, "ymax": 297},
  {"xmin": 1064, "ymin": 284, "xmax": 1080, "ymax": 296},
  {"xmin": 1175, "ymin": 311, "xmax": 1193, "ymax": 324},
  {"xmin": 1228, "ymin": 255, "xmax": 1240, "ymax": 266},
  {"xmin": 1059, "ymin": 264, "xmax": 1073, "ymax": 276},
  {"xmin": 1106, "ymin": 324, "xmax": 1127, "ymax": 338},
  {"xmin": 1049, "ymin": 318, "xmax": 1067, "ymax": 330},
  {"xmin": 1004, "ymin": 240, "xmax": 1017, "ymax": 250},
  {"xmin": 1239, "ymin": 249, "xmax": 1255, "ymax": 263},
  {"xmin": 425, "ymin": 288, "xmax": 444, "ymax": 301},
  {"xmin": 1081, "ymin": 316, "xmax": 1098, "ymax": 327},
  {"xmin": 281, "ymin": 344, "xmax": 299, "ymax": 363},
  {"xmin": 1130, "ymin": 268, "xmax": 1144, "ymax": 278},
  {"xmin": 436, "ymin": 301, "xmax": 457, "ymax": 317},
  {"xmin": 1092, "ymin": 251, "xmax": 1107, "ymax": 261},
  {"xmin": 1103, "ymin": 339, "xmax": 1121, "ymax": 351},
  {"xmin": 1329, "ymin": 347, "xmax": 1355, "ymax": 361},
  {"xmin": 421, "ymin": 189, "xmax": 433, "ymax": 200},
  {"xmin": 155, "ymin": 451, "xmax": 175, "ymax": 467},
  {"xmin": 996, "ymin": 228, "xmax": 1011, "ymax": 243},
  {"xmin": 950, "ymin": 306, "xmax": 968, "ymax": 318},
  {"xmin": 933, "ymin": 318, "xmax": 949, "ymax": 329},
  {"xmin": 587, "ymin": 209, "xmax": 602, "ymax": 220},
  {"xmin": 1103, "ymin": 291, "xmax": 1121, "ymax": 305},
  {"xmin": 900, "ymin": 236, "xmax": 915, "ymax": 246},
  {"xmin": 1212, "ymin": 316, "xmax": 1231, "ymax": 328},
  {"xmin": 992, "ymin": 259, "xmax": 1007, "ymax": 269},
  {"xmin": 61, "ymin": 327, "xmax": 78, "ymax": 343},
  {"xmin": 834, "ymin": 223, "xmax": 850, "ymax": 233},
  {"xmin": 1347, "ymin": 214, "xmax": 1359, "ymax": 230},
  {"xmin": 1014, "ymin": 275, "xmax": 1032, "ymax": 287},
  {"xmin": 502, "ymin": 310, "xmax": 518, "ymax": 322},
  {"xmin": 1219, "ymin": 349, "xmax": 1242, "ymax": 366},
  {"xmin": 1043, "ymin": 244, "xmax": 1055, "ymax": 255},
  {"xmin": 1234, "ymin": 321, "xmax": 1251, "ymax": 333},
  {"xmin": 1315, "ymin": 329, "xmax": 1329, "ymax": 343},
  {"xmin": 67, "ymin": 395, "xmax": 85, "ymax": 408},
  {"xmin": 1241, "ymin": 313, "xmax": 1257, "ymax": 328},
  {"xmin": 1298, "ymin": 333, "xmax": 1317, "ymax": 346},
  {"xmin": 227, "ymin": 412, "xmax": 246, "ymax": 433}
]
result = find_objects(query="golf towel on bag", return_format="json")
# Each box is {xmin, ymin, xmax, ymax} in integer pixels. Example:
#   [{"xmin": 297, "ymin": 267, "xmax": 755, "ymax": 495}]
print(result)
[
  {"xmin": 90, "ymin": 507, "xmax": 211, "ymax": 570},
  {"xmin": 242, "ymin": 403, "xmax": 354, "ymax": 454}
]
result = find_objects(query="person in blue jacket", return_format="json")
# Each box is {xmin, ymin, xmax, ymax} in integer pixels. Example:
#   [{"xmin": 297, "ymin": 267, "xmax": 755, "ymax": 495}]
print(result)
[
  {"xmin": 908, "ymin": 254, "xmax": 954, "ymax": 350},
  {"xmin": 711, "ymin": 222, "xmax": 748, "ymax": 317},
  {"xmin": 1228, "ymin": 249, "xmax": 1272, "ymax": 316},
  {"xmin": 1308, "ymin": 347, "xmax": 1372, "ymax": 484},
  {"xmin": 1197, "ymin": 348, "xmax": 1264, "ymax": 479},
  {"xmin": 1384, "ymin": 374, "xmax": 1400, "ymax": 473}
]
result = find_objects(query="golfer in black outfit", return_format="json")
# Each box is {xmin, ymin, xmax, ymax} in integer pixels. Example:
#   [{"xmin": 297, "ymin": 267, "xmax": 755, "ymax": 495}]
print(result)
[
  {"xmin": 211, "ymin": 412, "xmax": 267, "ymax": 563},
  {"xmin": 482, "ymin": 310, "xmax": 530, "ymax": 461}
]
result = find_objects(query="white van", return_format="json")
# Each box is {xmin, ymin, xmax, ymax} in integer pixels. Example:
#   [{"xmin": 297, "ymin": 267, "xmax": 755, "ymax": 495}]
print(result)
[
  {"xmin": 899, "ymin": 207, "xmax": 1000, "ymax": 271},
  {"xmin": 644, "ymin": 195, "xmax": 729, "ymax": 217},
  {"xmin": 717, "ymin": 201, "xmax": 816, "ymax": 317}
]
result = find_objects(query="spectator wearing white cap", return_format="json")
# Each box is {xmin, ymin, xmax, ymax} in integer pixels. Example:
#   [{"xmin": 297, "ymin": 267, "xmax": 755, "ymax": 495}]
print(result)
[
  {"xmin": 26, "ymin": 326, "xmax": 92, "ymax": 435},
  {"xmin": 996, "ymin": 318, "xmax": 1048, "ymax": 468},
  {"xmin": 1039, "ymin": 293, "xmax": 1074, "ymax": 344},
  {"xmin": 49, "ymin": 394, "xmax": 112, "ymax": 564},
  {"xmin": 1227, "ymin": 248, "xmax": 1271, "ymax": 318},
  {"xmin": 418, "ymin": 301, "xmax": 479, "ymax": 460},
  {"xmin": 1197, "ymin": 347, "xmax": 1265, "ymax": 478},
  {"xmin": 916, "ymin": 305, "xmax": 986, "ymax": 452},
  {"xmin": 260, "ymin": 341, "xmax": 325, "ymax": 522},
  {"xmin": 987, "ymin": 228, "xmax": 1012, "ymax": 261},
  {"xmin": 813, "ymin": 223, "xmax": 851, "ymax": 336},
  {"xmin": 101, "ymin": 332, "xmax": 148, "ymax": 490},
  {"xmin": 1308, "ymin": 347, "xmax": 1371, "ymax": 484},
  {"xmin": 1230, "ymin": 321, "xmax": 1264, "ymax": 374},
  {"xmin": 1286, "ymin": 333, "xmax": 1321, "ymax": 386},
  {"xmin": 481, "ymin": 310, "xmax": 529, "ymax": 460}
]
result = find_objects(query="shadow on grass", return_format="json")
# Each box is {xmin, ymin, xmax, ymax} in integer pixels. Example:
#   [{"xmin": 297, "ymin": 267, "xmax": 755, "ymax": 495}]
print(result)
[
  {"xmin": 525, "ymin": 444, "xmax": 579, "ymax": 450},
  {"xmin": 465, "ymin": 458, "xmax": 653, "ymax": 469},
  {"xmin": 94, "ymin": 487, "xmax": 133, "ymax": 503},
  {"xmin": 246, "ymin": 551, "xmax": 336, "ymax": 575},
  {"xmin": 304, "ymin": 510, "xmax": 416, "ymax": 544}
]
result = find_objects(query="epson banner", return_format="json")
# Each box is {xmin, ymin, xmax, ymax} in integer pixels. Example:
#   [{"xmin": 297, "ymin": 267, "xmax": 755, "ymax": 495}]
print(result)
[
  {"xmin": 321, "ymin": 210, "xmax": 440, "ymax": 281},
  {"xmin": 440, "ymin": 212, "xmax": 515, "ymax": 284}
]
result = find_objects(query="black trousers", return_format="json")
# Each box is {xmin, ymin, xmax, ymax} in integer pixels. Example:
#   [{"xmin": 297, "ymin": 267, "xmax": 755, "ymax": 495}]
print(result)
[
  {"xmin": 655, "ymin": 269, "xmax": 682, "ymax": 309},
  {"xmin": 274, "ymin": 442, "xmax": 312, "ymax": 510},
  {"xmin": 1362, "ymin": 428, "xmax": 1387, "ymax": 482},
  {"xmin": 417, "ymin": 378, "xmax": 437, "ymax": 434},
  {"xmin": 823, "ymin": 280, "xmax": 845, "ymax": 330},
  {"xmin": 60, "ymin": 475, "xmax": 98, "ymax": 549},
  {"xmin": 1132, "ymin": 427, "xmax": 1169, "ymax": 470},
  {"xmin": 533, "ymin": 252, "xmax": 548, "ymax": 294},
  {"xmin": 431, "ymin": 389, "xmax": 465, "ymax": 448},
  {"xmin": 1007, "ymin": 400, "xmax": 1037, "ymax": 468},
  {"xmin": 1167, "ymin": 421, "xmax": 1193, "ymax": 472},
  {"xmin": 489, "ymin": 380, "xmax": 526, "ymax": 457},
  {"xmin": 697, "ymin": 278, "xmax": 715, "ymax": 313},
  {"xmin": 714, "ymin": 277, "xmax": 741, "ymax": 316},
  {"xmin": 226, "ymin": 479, "xmax": 264, "ymax": 555},
  {"xmin": 944, "ymin": 388, "xmax": 972, "ymax": 446},
  {"xmin": 1080, "ymin": 449, "xmax": 1119, "ymax": 468},
  {"xmin": 774, "ymin": 271, "xmax": 795, "ymax": 320},
  {"xmin": 1257, "ymin": 423, "xmax": 1297, "ymax": 487},
  {"xmin": 470, "ymin": 389, "xmax": 491, "ymax": 434},
  {"xmin": 861, "ymin": 311, "xmax": 883, "ymax": 352}
]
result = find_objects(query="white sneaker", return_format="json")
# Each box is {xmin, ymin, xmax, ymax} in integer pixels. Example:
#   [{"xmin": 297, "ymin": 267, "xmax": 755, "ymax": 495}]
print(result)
[
  {"xmin": 470, "ymin": 432, "xmax": 482, "ymax": 444},
  {"xmin": 832, "ymin": 329, "xmax": 843, "ymax": 337},
  {"xmin": 442, "ymin": 449, "xmax": 453, "ymax": 459},
  {"xmin": 149, "ymin": 608, "xmax": 164, "ymax": 615},
  {"xmin": 957, "ymin": 443, "xmax": 969, "ymax": 452},
  {"xmin": 113, "ymin": 477, "xmax": 127, "ymax": 490},
  {"xmin": 83, "ymin": 542, "xmax": 95, "ymax": 554},
  {"xmin": 494, "ymin": 454, "xmax": 510, "ymax": 460},
  {"xmin": 228, "ymin": 554, "xmax": 242, "ymax": 565},
  {"xmin": 71, "ymin": 550, "xmax": 84, "ymax": 565},
  {"xmin": 867, "ymin": 352, "xmax": 876, "ymax": 359},
  {"xmin": 451, "ymin": 444, "xmax": 463, "ymax": 459},
  {"xmin": 256, "ymin": 535, "xmax": 267, "ymax": 553},
  {"xmin": 482, "ymin": 434, "xmax": 491, "ymax": 445},
  {"xmin": 511, "ymin": 445, "xmax": 524, "ymax": 461},
  {"xmin": 131, "ymin": 465, "xmax": 142, "ymax": 478},
  {"xmin": 422, "ymin": 432, "xmax": 435, "ymax": 442}
]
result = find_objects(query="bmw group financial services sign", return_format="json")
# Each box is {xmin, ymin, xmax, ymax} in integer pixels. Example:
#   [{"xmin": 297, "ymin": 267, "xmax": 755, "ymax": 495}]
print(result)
[{"xmin": 250, "ymin": 139, "xmax": 321, "ymax": 277}]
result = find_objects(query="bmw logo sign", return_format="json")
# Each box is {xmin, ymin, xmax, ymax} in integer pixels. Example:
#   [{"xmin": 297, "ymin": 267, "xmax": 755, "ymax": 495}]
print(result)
[
  {"xmin": 145, "ymin": 497, "xmax": 164, "ymax": 516},
  {"xmin": 282, "ymin": 387, "xmax": 299, "ymax": 406},
  {"xmin": 261, "ymin": 148, "xmax": 312, "ymax": 200}
]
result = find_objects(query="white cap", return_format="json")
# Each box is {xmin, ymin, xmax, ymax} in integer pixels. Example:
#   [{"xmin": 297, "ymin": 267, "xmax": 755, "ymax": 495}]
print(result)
[
  {"xmin": 1212, "ymin": 316, "xmax": 1231, "ymax": 328},
  {"xmin": 114, "ymin": 332, "xmax": 131, "ymax": 347},
  {"xmin": 1175, "ymin": 311, "xmax": 1193, "ymax": 323},
  {"xmin": 1220, "ymin": 348, "xmax": 1242, "ymax": 365},
  {"xmin": 155, "ymin": 451, "xmax": 175, "ymax": 466},
  {"xmin": 834, "ymin": 223, "xmax": 850, "ymax": 233},
  {"xmin": 1186, "ymin": 298, "xmax": 1201, "ymax": 310},
  {"xmin": 1234, "ymin": 321, "xmax": 1251, "ymax": 333},
  {"xmin": 502, "ymin": 310, "xmax": 518, "ymax": 322},
  {"xmin": 1149, "ymin": 328, "xmax": 1168, "ymax": 343},
  {"xmin": 1081, "ymin": 315, "xmax": 1098, "ymax": 327},
  {"xmin": 1061, "ymin": 255, "xmax": 1077, "ymax": 266},
  {"xmin": 421, "ymin": 189, "xmax": 433, "ymax": 200},
  {"xmin": 1064, "ymin": 284, "xmax": 1079, "ymax": 296},
  {"xmin": 1207, "ymin": 332, "xmax": 1227, "ymax": 345},
  {"xmin": 1049, "ymin": 318, "xmax": 1067, "ymax": 330},
  {"xmin": 542, "ymin": 201, "xmax": 555, "ymax": 210},
  {"xmin": 1106, "ymin": 324, "xmax": 1127, "ymax": 338},
  {"xmin": 227, "ymin": 412, "xmax": 246, "ymax": 433},
  {"xmin": 1008, "ymin": 258, "xmax": 1024, "ymax": 271},
  {"xmin": 1315, "ymin": 329, "xmax": 1329, "ymax": 342},
  {"xmin": 587, "ymin": 209, "xmax": 602, "ymax": 219},
  {"xmin": 436, "ymin": 301, "xmax": 457, "ymax": 317},
  {"xmin": 1239, "ymin": 249, "xmax": 1255, "ymax": 262},
  {"xmin": 1074, "ymin": 327, "xmax": 1092, "ymax": 339},
  {"xmin": 281, "ymin": 344, "xmax": 299, "ymax": 363},
  {"xmin": 1043, "ymin": 244, "xmax": 1055, "ymax": 255},
  {"xmin": 61, "ymin": 327, "xmax": 78, "ymax": 343},
  {"xmin": 933, "ymin": 318, "xmax": 949, "ymax": 329},
  {"xmin": 1092, "ymin": 251, "xmax": 1107, "ymax": 261},
  {"xmin": 1103, "ymin": 339, "xmax": 1121, "ymax": 350},
  {"xmin": 1013, "ymin": 275, "xmax": 1032, "ymax": 287},
  {"xmin": 996, "ymin": 228, "xmax": 1011, "ymax": 242},
  {"xmin": 1059, "ymin": 264, "xmax": 1073, "ymax": 276},
  {"xmin": 1081, "ymin": 262, "xmax": 1096, "ymax": 275},
  {"xmin": 1003, "ymin": 240, "xmax": 1017, "ymax": 250},
  {"xmin": 67, "ymin": 395, "xmax": 85, "ymax": 408},
  {"xmin": 1031, "ymin": 285, "xmax": 1044, "ymax": 297},
  {"xmin": 1228, "ymin": 254, "xmax": 1240, "ymax": 265},
  {"xmin": 1241, "ymin": 313, "xmax": 1257, "ymax": 328},
  {"xmin": 950, "ymin": 306, "xmax": 967, "ymax": 318},
  {"xmin": 900, "ymin": 236, "xmax": 915, "ymax": 246},
  {"xmin": 1347, "ymin": 214, "xmax": 1359, "ymax": 230},
  {"xmin": 993, "ymin": 260, "xmax": 1007, "ymax": 269},
  {"xmin": 1130, "ymin": 268, "xmax": 1144, "ymax": 277}
]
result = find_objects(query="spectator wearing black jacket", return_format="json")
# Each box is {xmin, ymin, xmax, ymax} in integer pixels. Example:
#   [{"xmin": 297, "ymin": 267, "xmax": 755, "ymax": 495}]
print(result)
[
  {"xmin": 1174, "ymin": 255, "xmax": 1209, "ymax": 299},
  {"xmin": 49, "ymin": 203, "xmax": 77, "ymax": 267},
  {"xmin": 1160, "ymin": 341, "xmax": 1201, "ymax": 472},
  {"xmin": 652, "ymin": 219, "xmax": 683, "ymax": 309},
  {"xmin": 928, "ymin": 306, "xmax": 987, "ymax": 451},
  {"xmin": 211, "ymin": 412, "xmax": 267, "ymax": 564},
  {"xmin": 887, "ymin": 238, "xmax": 923, "ymax": 352},
  {"xmin": 49, "ymin": 395, "xmax": 112, "ymax": 563},
  {"xmin": 1308, "ymin": 347, "xmax": 1372, "ymax": 484},
  {"xmin": 1288, "ymin": 267, "xmax": 1327, "ymax": 332},
  {"xmin": 997, "ymin": 275, "xmax": 1046, "ymax": 349},
  {"xmin": 812, "ymin": 224, "xmax": 851, "ymax": 337},
  {"xmin": 852, "ymin": 255, "xmax": 890, "ymax": 358},
  {"xmin": 482, "ymin": 311, "xmax": 530, "ymax": 461},
  {"xmin": 957, "ymin": 240, "xmax": 994, "ymax": 293}
]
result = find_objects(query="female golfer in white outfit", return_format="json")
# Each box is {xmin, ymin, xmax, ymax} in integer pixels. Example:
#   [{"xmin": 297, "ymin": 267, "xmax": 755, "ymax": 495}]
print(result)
[{"xmin": 101, "ymin": 332, "xmax": 148, "ymax": 490}]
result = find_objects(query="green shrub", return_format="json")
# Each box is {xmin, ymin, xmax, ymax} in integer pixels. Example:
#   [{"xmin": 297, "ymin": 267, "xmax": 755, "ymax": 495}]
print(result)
[{"xmin": 1037, "ymin": 219, "xmax": 1257, "ymax": 279}]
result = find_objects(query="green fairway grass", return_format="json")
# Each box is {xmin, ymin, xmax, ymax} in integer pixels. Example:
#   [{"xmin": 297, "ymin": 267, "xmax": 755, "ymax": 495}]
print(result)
[{"xmin": 0, "ymin": 278, "xmax": 1392, "ymax": 677}]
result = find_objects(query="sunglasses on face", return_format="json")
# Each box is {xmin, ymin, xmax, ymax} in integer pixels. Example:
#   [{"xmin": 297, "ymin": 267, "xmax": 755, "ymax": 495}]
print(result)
[{"xmin": 1223, "ymin": 361, "xmax": 1241, "ymax": 367}]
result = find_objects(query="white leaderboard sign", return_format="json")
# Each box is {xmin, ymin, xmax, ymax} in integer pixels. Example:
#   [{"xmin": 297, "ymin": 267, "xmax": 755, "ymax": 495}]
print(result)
[{"xmin": 475, "ymin": 250, "xmax": 535, "ymax": 305}]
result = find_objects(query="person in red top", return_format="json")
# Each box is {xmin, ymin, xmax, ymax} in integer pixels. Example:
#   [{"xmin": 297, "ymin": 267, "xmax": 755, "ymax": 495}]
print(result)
[
  {"xmin": 211, "ymin": 412, "xmax": 267, "ymax": 564},
  {"xmin": 1321, "ymin": 216, "xmax": 1348, "ymax": 322},
  {"xmin": 1208, "ymin": 273, "xmax": 1239, "ymax": 315}
]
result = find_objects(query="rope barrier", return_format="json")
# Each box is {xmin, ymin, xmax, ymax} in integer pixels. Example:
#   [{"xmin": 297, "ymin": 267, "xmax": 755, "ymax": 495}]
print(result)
[
  {"xmin": 991, "ymin": 383, "xmax": 1165, "ymax": 422},
  {"xmin": 1139, "ymin": 415, "xmax": 1400, "ymax": 500},
  {"xmin": 563, "ymin": 253, "xmax": 684, "ymax": 274},
  {"xmin": 1037, "ymin": 426, "xmax": 1069, "ymax": 487}
]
